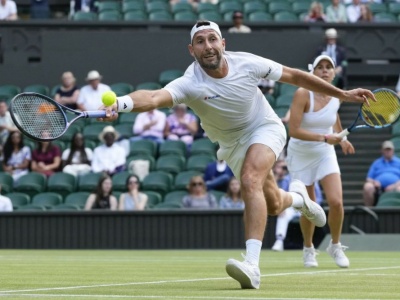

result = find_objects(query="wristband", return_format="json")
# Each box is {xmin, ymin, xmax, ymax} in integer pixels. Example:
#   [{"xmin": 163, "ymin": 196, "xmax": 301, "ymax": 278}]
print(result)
[
  {"xmin": 117, "ymin": 95, "xmax": 134, "ymax": 112},
  {"xmin": 341, "ymin": 135, "xmax": 347, "ymax": 141}
]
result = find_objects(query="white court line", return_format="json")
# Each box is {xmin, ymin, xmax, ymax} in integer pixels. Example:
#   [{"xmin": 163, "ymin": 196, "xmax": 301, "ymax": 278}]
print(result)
[{"xmin": 1, "ymin": 266, "xmax": 399, "ymax": 295}]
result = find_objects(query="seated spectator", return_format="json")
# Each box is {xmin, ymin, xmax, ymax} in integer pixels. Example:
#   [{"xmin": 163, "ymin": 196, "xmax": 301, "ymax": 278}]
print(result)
[
  {"xmin": 118, "ymin": 174, "xmax": 148, "ymax": 211},
  {"xmin": 1, "ymin": 131, "xmax": 31, "ymax": 182},
  {"xmin": 54, "ymin": 71, "xmax": 80, "ymax": 110},
  {"xmin": 219, "ymin": 178, "xmax": 244, "ymax": 209},
  {"xmin": 62, "ymin": 132, "xmax": 93, "ymax": 177},
  {"xmin": 164, "ymin": 104, "xmax": 198, "ymax": 147},
  {"xmin": 363, "ymin": 141, "xmax": 400, "ymax": 206},
  {"xmin": 0, "ymin": 100, "xmax": 17, "ymax": 145},
  {"xmin": 326, "ymin": 0, "xmax": 347, "ymax": 23},
  {"xmin": 357, "ymin": 4, "xmax": 373, "ymax": 22},
  {"xmin": 84, "ymin": 174, "xmax": 117, "ymax": 210},
  {"xmin": 0, "ymin": 184, "xmax": 12, "ymax": 211},
  {"xmin": 91, "ymin": 126, "xmax": 126, "ymax": 175},
  {"xmin": 77, "ymin": 70, "xmax": 111, "ymax": 111},
  {"xmin": 132, "ymin": 109, "xmax": 166, "ymax": 144},
  {"xmin": 182, "ymin": 176, "xmax": 217, "ymax": 209},
  {"xmin": 346, "ymin": 0, "xmax": 361, "ymax": 23},
  {"xmin": 72, "ymin": 0, "xmax": 96, "ymax": 14},
  {"xmin": 204, "ymin": 159, "xmax": 234, "ymax": 192},
  {"xmin": 271, "ymin": 160, "xmax": 323, "ymax": 252},
  {"xmin": 228, "ymin": 11, "xmax": 251, "ymax": 34},
  {"xmin": 31, "ymin": 140, "xmax": 61, "ymax": 177},
  {"xmin": 0, "ymin": 0, "xmax": 17, "ymax": 20},
  {"xmin": 304, "ymin": 1, "xmax": 327, "ymax": 22}
]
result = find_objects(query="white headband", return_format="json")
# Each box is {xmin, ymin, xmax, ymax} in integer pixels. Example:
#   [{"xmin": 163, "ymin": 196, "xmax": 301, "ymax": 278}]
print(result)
[
  {"xmin": 308, "ymin": 55, "xmax": 336, "ymax": 73},
  {"xmin": 190, "ymin": 21, "xmax": 222, "ymax": 43}
]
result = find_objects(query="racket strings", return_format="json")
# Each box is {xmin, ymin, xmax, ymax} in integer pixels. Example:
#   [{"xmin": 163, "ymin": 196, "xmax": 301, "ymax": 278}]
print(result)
[
  {"xmin": 11, "ymin": 94, "xmax": 66, "ymax": 140},
  {"xmin": 362, "ymin": 90, "xmax": 400, "ymax": 127}
]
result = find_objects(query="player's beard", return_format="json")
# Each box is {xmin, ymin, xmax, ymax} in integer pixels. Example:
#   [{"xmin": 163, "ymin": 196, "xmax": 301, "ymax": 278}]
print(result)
[{"xmin": 196, "ymin": 49, "xmax": 223, "ymax": 70}]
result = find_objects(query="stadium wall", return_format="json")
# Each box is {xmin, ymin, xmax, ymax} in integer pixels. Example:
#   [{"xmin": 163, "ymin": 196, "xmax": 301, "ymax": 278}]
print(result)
[
  {"xmin": 0, "ymin": 22, "xmax": 399, "ymax": 88},
  {"xmin": 0, "ymin": 208, "xmax": 398, "ymax": 249}
]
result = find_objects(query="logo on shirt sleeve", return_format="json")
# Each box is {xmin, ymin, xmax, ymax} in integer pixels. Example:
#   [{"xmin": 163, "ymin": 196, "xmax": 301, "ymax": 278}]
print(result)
[
  {"xmin": 204, "ymin": 94, "xmax": 221, "ymax": 100},
  {"xmin": 263, "ymin": 67, "xmax": 272, "ymax": 78}
]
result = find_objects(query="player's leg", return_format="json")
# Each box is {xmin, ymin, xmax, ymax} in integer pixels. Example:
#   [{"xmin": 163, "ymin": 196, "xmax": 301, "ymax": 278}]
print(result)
[
  {"xmin": 363, "ymin": 182, "xmax": 376, "ymax": 206},
  {"xmin": 321, "ymin": 173, "xmax": 349, "ymax": 268}
]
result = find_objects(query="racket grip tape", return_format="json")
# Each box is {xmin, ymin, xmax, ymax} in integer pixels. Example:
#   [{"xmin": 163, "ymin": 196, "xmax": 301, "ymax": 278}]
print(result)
[
  {"xmin": 337, "ymin": 128, "xmax": 350, "ymax": 139},
  {"xmin": 85, "ymin": 111, "xmax": 109, "ymax": 118}
]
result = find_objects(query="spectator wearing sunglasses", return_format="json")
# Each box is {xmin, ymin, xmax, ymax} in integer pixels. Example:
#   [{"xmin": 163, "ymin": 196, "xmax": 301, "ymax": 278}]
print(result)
[
  {"xmin": 182, "ymin": 176, "xmax": 217, "ymax": 209},
  {"xmin": 119, "ymin": 174, "xmax": 148, "ymax": 211}
]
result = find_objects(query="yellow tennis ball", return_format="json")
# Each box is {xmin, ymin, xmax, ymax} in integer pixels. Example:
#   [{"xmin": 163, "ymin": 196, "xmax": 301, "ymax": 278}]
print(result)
[{"xmin": 102, "ymin": 91, "xmax": 116, "ymax": 106}]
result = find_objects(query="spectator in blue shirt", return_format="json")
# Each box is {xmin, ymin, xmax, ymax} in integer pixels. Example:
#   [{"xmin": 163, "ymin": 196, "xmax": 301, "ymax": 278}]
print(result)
[
  {"xmin": 219, "ymin": 178, "xmax": 245, "ymax": 210},
  {"xmin": 363, "ymin": 140, "xmax": 400, "ymax": 206},
  {"xmin": 204, "ymin": 159, "xmax": 234, "ymax": 192}
]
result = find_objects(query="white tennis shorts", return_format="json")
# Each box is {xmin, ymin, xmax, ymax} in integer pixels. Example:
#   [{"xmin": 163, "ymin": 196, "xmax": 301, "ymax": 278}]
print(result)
[{"xmin": 216, "ymin": 121, "xmax": 286, "ymax": 180}]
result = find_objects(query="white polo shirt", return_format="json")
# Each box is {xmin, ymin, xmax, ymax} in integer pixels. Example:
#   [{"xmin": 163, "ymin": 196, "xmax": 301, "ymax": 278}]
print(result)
[
  {"xmin": 0, "ymin": 195, "xmax": 13, "ymax": 212},
  {"xmin": 77, "ymin": 83, "xmax": 110, "ymax": 111},
  {"xmin": 0, "ymin": 0, "xmax": 17, "ymax": 20},
  {"xmin": 164, "ymin": 51, "xmax": 283, "ymax": 147}
]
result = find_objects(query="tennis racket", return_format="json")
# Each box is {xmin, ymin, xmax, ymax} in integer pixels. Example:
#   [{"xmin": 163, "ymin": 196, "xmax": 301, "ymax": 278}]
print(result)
[
  {"xmin": 338, "ymin": 88, "xmax": 400, "ymax": 138},
  {"xmin": 10, "ymin": 92, "xmax": 112, "ymax": 141}
]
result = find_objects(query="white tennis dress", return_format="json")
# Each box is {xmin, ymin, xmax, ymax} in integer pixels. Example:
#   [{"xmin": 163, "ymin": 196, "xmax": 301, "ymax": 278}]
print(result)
[
  {"xmin": 164, "ymin": 51, "xmax": 287, "ymax": 179},
  {"xmin": 286, "ymin": 91, "xmax": 341, "ymax": 186}
]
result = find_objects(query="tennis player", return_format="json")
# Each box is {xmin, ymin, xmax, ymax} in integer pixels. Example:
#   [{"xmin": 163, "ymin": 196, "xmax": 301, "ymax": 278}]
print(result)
[
  {"xmin": 101, "ymin": 21, "xmax": 374, "ymax": 289},
  {"xmin": 287, "ymin": 55, "xmax": 353, "ymax": 269}
]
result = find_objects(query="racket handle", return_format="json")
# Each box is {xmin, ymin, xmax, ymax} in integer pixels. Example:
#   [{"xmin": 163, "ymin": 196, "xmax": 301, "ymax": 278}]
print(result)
[
  {"xmin": 337, "ymin": 128, "xmax": 350, "ymax": 139},
  {"xmin": 84, "ymin": 111, "xmax": 114, "ymax": 118}
]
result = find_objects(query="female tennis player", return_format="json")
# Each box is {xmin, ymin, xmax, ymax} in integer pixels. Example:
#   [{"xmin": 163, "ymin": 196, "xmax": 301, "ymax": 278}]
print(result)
[{"xmin": 287, "ymin": 55, "xmax": 353, "ymax": 268}]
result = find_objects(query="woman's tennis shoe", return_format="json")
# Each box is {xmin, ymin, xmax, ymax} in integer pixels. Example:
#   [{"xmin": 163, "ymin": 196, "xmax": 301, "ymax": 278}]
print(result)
[
  {"xmin": 289, "ymin": 180, "xmax": 326, "ymax": 227},
  {"xmin": 271, "ymin": 240, "xmax": 284, "ymax": 252},
  {"xmin": 226, "ymin": 258, "xmax": 260, "ymax": 289},
  {"xmin": 326, "ymin": 240, "xmax": 350, "ymax": 268},
  {"xmin": 303, "ymin": 247, "xmax": 319, "ymax": 268}
]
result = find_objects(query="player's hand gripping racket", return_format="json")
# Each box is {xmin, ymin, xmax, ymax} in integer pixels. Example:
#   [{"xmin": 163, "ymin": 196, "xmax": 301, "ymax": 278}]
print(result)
[
  {"xmin": 338, "ymin": 88, "xmax": 400, "ymax": 138},
  {"xmin": 10, "ymin": 93, "xmax": 112, "ymax": 141}
]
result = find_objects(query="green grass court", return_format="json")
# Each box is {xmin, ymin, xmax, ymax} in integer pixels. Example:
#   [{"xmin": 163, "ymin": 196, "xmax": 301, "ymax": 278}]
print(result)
[{"xmin": 0, "ymin": 250, "xmax": 399, "ymax": 299}]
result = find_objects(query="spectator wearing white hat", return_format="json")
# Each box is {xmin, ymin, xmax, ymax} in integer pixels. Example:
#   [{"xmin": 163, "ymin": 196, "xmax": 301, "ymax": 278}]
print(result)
[
  {"xmin": 77, "ymin": 70, "xmax": 111, "ymax": 111},
  {"xmin": 91, "ymin": 126, "xmax": 126, "ymax": 175},
  {"xmin": 228, "ymin": 11, "xmax": 251, "ymax": 34},
  {"xmin": 315, "ymin": 28, "xmax": 347, "ymax": 89}
]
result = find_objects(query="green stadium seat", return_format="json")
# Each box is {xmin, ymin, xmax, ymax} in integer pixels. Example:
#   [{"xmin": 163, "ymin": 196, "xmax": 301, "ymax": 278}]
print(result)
[
  {"xmin": 115, "ymin": 123, "xmax": 134, "ymax": 139},
  {"xmin": 47, "ymin": 172, "xmax": 76, "ymax": 199},
  {"xmin": 98, "ymin": 11, "xmax": 122, "ymax": 21},
  {"xmin": 374, "ymin": 12, "xmax": 396, "ymax": 23},
  {"xmin": 23, "ymin": 138, "xmax": 37, "ymax": 151},
  {"xmin": 135, "ymin": 82, "xmax": 162, "ymax": 90},
  {"xmin": 186, "ymin": 154, "xmax": 215, "ymax": 172},
  {"xmin": 190, "ymin": 138, "xmax": 217, "ymax": 157},
  {"xmin": 64, "ymin": 191, "xmax": 90, "ymax": 208},
  {"xmin": 110, "ymin": 83, "xmax": 134, "ymax": 96},
  {"xmin": 129, "ymin": 140, "xmax": 157, "ymax": 157},
  {"xmin": 269, "ymin": 2, "xmax": 292, "ymax": 14},
  {"xmin": 210, "ymin": 189, "xmax": 225, "ymax": 203},
  {"xmin": 124, "ymin": 10, "xmax": 148, "ymax": 20},
  {"xmin": 0, "ymin": 172, "xmax": 14, "ymax": 194},
  {"xmin": 273, "ymin": 11, "xmax": 298, "ymax": 21},
  {"xmin": 391, "ymin": 136, "xmax": 400, "ymax": 155},
  {"xmin": 171, "ymin": 2, "xmax": 193, "ymax": 14},
  {"xmin": 32, "ymin": 192, "xmax": 63, "ymax": 209},
  {"xmin": 78, "ymin": 172, "xmax": 102, "ymax": 192},
  {"xmin": 377, "ymin": 192, "xmax": 400, "ymax": 207},
  {"xmin": 142, "ymin": 171, "xmax": 173, "ymax": 196},
  {"xmin": 152, "ymin": 201, "xmax": 182, "ymax": 209},
  {"xmin": 244, "ymin": 1, "xmax": 267, "ymax": 15},
  {"xmin": 155, "ymin": 155, "xmax": 186, "ymax": 175},
  {"xmin": 0, "ymin": 85, "xmax": 21, "ymax": 98},
  {"xmin": 98, "ymin": 1, "xmax": 121, "ymax": 12},
  {"xmin": 50, "ymin": 85, "xmax": 61, "ymax": 97},
  {"xmin": 159, "ymin": 140, "xmax": 187, "ymax": 157},
  {"xmin": 72, "ymin": 11, "xmax": 98, "ymax": 20},
  {"xmin": 391, "ymin": 121, "xmax": 400, "ymax": 137},
  {"xmin": 111, "ymin": 171, "xmax": 131, "ymax": 192},
  {"xmin": 147, "ymin": 0, "xmax": 168, "ymax": 3},
  {"xmin": 146, "ymin": 2, "xmax": 169, "ymax": 13},
  {"xmin": 159, "ymin": 70, "xmax": 184, "ymax": 87},
  {"xmin": 84, "ymin": 140, "xmax": 98, "ymax": 150},
  {"xmin": 6, "ymin": 192, "xmax": 30, "ymax": 209},
  {"xmin": 17, "ymin": 204, "xmax": 46, "ymax": 211},
  {"xmin": 163, "ymin": 190, "xmax": 188, "ymax": 204},
  {"xmin": 143, "ymin": 190, "xmax": 162, "ymax": 209},
  {"xmin": 198, "ymin": 11, "xmax": 222, "ymax": 22},
  {"xmin": 50, "ymin": 203, "xmax": 81, "ymax": 211},
  {"xmin": 59, "ymin": 124, "xmax": 81, "ymax": 143},
  {"xmin": 389, "ymin": 3, "xmax": 400, "ymax": 15},
  {"xmin": 369, "ymin": 3, "xmax": 387, "ymax": 14},
  {"xmin": 23, "ymin": 84, "xmax": 49, "ymax": 96},
  {"xmin": 174, "ymin": 11, "xmax": 198, "ymax": 21},
  {"xmin": 248, "ymin": 11, "xmax": 272, "ymax": 21},
  {"xmin": 174, "ymin": 170, "xmax": 202, "ymax": 190},
  {"xmin": 197, "ymin": 3, "xmax": 218, "ymax": 14},
  {"xmin": 149, "ymin": 11, "xmax": 173, "ymax": 20},
  {"xmin": 82, "ymin": 124, "xmax": 107, "ymax": 142},
  {"xmin": 275, "ymin": 94, "xmax": 293, "ymax": 108},
  {"xmin": 52, "ymin": 140, "xmax": 67, "ymax": 153},
  {"xmin": 119, "ymin": 112, "xmax": 138, "ymax": 125},
  {"xmin": 274, "ymin": 107, "xmax": 289, "ymax": 118},
  {"xmin": 279, "ymin": 83, "xmax": 298, "ymax": 96},
  {"xmin": 264, "ymin": 93, "xmax": 275, "ymax": 107},
  {"xmin": 292, "ymin": 2, "xmax": 309, "ymax": 15},
  {"xmin": 14, "ymin": 172, "xmax": 47, "ymax": 198},
  {"xmin": 219, "ymin": 1, "xmax": 242, "ymax": 15},
  {"xmin": 126, "ymin": 154, "xmax": 156, "ymax": 172},
  {"xmin": 122, "ymin": 1, "xmax": 146, "ymax": 13}
]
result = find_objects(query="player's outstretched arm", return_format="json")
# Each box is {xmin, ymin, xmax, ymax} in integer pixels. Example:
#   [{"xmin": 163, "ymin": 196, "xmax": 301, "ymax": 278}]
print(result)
[
  {"xmin": 100, "ymin": 89, "xmax": 173, "ymax": 122},
  {"xmin": 279, "ymin": 66, "xmax": 375, "ymax": 105}
]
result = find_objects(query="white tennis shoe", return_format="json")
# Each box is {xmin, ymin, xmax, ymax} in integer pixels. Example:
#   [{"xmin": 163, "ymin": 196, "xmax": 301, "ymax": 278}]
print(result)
[
  {"xmin": 289, "ymin": 179, "xmax": 326, "ymax": 227},
  {"xmin": 303, "ymin": 247, "xmax": 319, "ymax": 268},
  {"xmin": 271, "ymin": 240, "xmax": 284, "ymax": 252},
  {"xmin": 326, "ymin": 240, "xmax": 350, "ymax": 268},
  {"xmin": 226, "ymin": 256, "xmax": 260, "ymax": 289}
]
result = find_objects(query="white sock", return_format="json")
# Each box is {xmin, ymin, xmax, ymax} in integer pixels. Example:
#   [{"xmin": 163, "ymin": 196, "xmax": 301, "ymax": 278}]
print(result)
[
  {"xmin": 245, "ymin": 239, "xmax": 262, "ymax": 266},
  {"xmin": 304, "ymin": 245, "xmax": 314, "ymax": 250},
  {"xmin": 289, "ymin": 192, "xmax": 304, "ymax": 208}
]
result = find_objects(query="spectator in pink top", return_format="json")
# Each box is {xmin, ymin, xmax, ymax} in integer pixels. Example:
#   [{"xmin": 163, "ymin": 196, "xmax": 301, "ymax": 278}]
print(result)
[
  {"xmin": 164, "ymin": 104, "xmax": 198, "ymax": 147},
  {"xmin": 31, "ymin": 141, "xmax": 61, "ymax": 177},
  {"xmin": 131, "ymin": 109, "xmax": 166, "ymax": 144}
]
